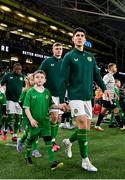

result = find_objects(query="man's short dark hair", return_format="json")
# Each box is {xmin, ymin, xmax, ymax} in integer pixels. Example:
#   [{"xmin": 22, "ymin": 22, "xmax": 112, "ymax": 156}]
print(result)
[
  {"xmin": 13, "ymin": 63, "xmax": 22, "ymax": 69},
  {"xmin": 33, "ymin": 70, "xmax": 46, "ymax": 77},
  {"xmin": 73, "ymin": 27, "xmax": 86, "ymax": 36}
]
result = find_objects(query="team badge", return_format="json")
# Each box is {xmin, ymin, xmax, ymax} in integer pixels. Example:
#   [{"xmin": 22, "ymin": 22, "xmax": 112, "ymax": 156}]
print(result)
[
  {"xmin": 20, "ymin": 77, "xmax": 23, "ymax": 81},
  {"xmin": 74, "ymin": 108, "xmax": 78, "ymax": 114},
  {"xmin": 87, "ymin": 57, "xmax": 92, "ymax": 62},
  {"xmin": 45, "ymin": 95, "xmax": 49, "ymax": 99}
]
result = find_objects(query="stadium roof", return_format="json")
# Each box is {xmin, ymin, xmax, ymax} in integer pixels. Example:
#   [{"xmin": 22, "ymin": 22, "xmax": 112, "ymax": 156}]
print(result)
[{"xmin": 0, "ymin": 0, "xmax": 125, "ymax": 70}]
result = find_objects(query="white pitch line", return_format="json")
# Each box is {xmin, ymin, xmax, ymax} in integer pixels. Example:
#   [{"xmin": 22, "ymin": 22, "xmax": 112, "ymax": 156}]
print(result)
[{"xmin": 5, "ymin": 143, "xmax": 17, "ymax": 147}]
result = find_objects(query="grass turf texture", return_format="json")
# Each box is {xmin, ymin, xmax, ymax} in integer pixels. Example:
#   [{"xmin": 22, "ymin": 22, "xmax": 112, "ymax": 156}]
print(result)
[{"xmin": 0, "ymin": 124, "xmax": 125, "ymax": 179}]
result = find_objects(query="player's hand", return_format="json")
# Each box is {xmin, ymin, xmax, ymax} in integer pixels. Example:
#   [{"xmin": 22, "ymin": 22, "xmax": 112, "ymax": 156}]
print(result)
[
  {"xmin": 3, "ymin": 114, "xmax": 8, "ymax": 118},
  {"xmin": 58, "ymin": 103, "xmax": 68, "ymax": 111},
  {"xmin": 104, "ymin": 90, "xmax": 114, "ymax": 104},
  {"xmin": 30, "ymin": 118, "xmax": 38, "ymax": 127},
  {"xmin": 115, "ymin": 93, "xmax": 120, "ymax": 100}
]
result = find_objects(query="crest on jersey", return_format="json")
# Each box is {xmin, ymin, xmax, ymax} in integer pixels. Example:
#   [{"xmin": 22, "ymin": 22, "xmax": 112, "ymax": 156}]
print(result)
[
  {"xmin": 74, "ymin": 108, "xmax": 78, "ymax": 114},
  {"xmin": 87, "ymin": 57, "xmax": 92, "ymax": 62},
  {"xmin": 20, "ymin": 77, "xmax": 23, "ymax": 81}
]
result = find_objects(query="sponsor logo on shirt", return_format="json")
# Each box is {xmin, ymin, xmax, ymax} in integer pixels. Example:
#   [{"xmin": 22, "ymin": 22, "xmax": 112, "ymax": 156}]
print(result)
[
  {"xmin": 0, "ymin": 96, "xmax": 3, "ymax": 100},
  {"xmin": 51, "ymin": 64, "xmax": 54, "ymax": 66},
  {"xmin": 87, "ymin": 57, "xmax": 92, "ymax": 62},
  {"xmin": 10, "ymin": 76, "xmax": 13, "ymax": 79},
  {"xmin": 32, "ymin": 96, "xmax": 37, "ymax": 99},
  {"xmin": 74, "ymin": 58, "xmax": 79, "ymax": 61}
]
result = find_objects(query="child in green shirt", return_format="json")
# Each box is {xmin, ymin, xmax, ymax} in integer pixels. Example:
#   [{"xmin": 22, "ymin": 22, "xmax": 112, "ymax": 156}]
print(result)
[
  {"xmin": 23, "ymin": 70, "xmax": 66, "ymax": 170},
  {"xmin": 17, "ymin": 74, "xmax": 42, "ymax": 158}
]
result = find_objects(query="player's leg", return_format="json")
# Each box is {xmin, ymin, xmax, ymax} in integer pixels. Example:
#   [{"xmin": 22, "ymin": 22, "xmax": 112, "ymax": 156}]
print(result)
[
  {"xmin": 50, "ymin": 97, "xmax": 60, "ymax": 151},
  {"xmin": 25, "ymin": 128, "xmax": 40, "ymax": 166},
  {"xmin": 43, "ymin": 136, "xmax": 63, "ymax": 170},
  {"xmin": 32, "ymin": 136, "xmax": 42, "ymax": 158},
  {"xmin": 17, "ymin": 124, "xmax": 29, "ymax": 152},
  {"xmin": 65, "ymin": 111, "xmax": 75, "ymax": 129},
  {"xmin": 0, "ymin": 115, "xmax": 3, "ymax": 135},
  {"xmin": 2, "ymin": 116, "xmax": 9, "ymax": 140},
  {"xmin": 63, "ymin": 100, "xmax": 97, "ymax": 172},
  {"xmin": 114, "ymin": 107, "xmax": 125, "ymax": 129},
  {"xmin": 95, "ymin": 100, "xmax": 108, "ymax": 131},
  {"xmin": 59, "ymin": 112, "xmax": 67, "ymax": 129},
  {"xmin": 12, "ymin": 103, "xmax": 22, "ymax": 141},
  {"xmin": 51, "ymin": 111, "xmax": 59, "ymax": 143}
]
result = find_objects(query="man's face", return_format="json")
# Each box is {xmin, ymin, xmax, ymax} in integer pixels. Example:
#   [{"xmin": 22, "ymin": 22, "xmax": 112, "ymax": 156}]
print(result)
[
  {"xmin": 72, "ymin": 31, "xmax": 86, "ymax": 47},
  {"xmin": 52, "ymin": 45, "xmax": 63, "ymax": 58},
  {"xmin": 14, "ymin": 66, "xmax": 22, "ymax": 74},
  {"xmin": 112, "ymin": 65, "xmax": 117, "ymax": 73}
]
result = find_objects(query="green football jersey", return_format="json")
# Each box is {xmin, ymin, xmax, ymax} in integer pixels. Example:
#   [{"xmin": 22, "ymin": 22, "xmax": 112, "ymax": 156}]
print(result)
[
  {"xmin": 39, "ymin": 56, "xmax": 62, "ymax": 97},
  {"xmin": 0, "ymin": 91, "xmax": 6, "ymax": 116},
  {"xmin": 23, "ymin": 87, "xmax": 53, "ymax": 128},
  {"xmin": 1, "ymin": 72, "xmax": 25, "ymax": 102},
  {"xmin": 60, "ymin": 48, "xmax": 106, "ymax": 102}
]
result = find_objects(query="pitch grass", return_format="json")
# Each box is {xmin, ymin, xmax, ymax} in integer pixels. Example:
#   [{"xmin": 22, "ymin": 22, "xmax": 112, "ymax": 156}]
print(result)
[{"xmin": 0, "ymin": 125, "xmax": 125, "ymax": 179}]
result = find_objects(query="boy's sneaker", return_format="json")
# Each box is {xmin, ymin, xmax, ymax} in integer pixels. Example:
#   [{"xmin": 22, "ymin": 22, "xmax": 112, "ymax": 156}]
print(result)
[
  {"xmin": 66, "ymin": 123, "xmax": 75, "ymax": 130},
  {"xmin": 32, "ymin": 150, "xmax": 42, "ymax": 158},
  {"xmin": 12, "ymin": 136, "xmax": 18, "ymax": 141},
  {"xmin": 17, "ymin": 138, "xmax": 23, "ymax": 152},
  {"xmin": 120, "ymin": 125, "xmax": 125, "ymax": 130},
  {"xmin": 0, "ymin": 130, "xmax": 2, "ymax": 135},
  {"xmin": 1, "ymin": 134, "xmax": 8, "ymax": 140},
  {"xmin": 25, "ymin": 157, "xmax": 33, "ymax": 166},
  {"xmin": 82, "ymin": 158, "xmax": 98, "ymax": 172},
  {"xmin": 62, "ymin": 139, "xmax": 72, "ymax": 158},
  {"xmin": 59, "ymin": 123, "xmax": 67, "ymax": 129},
  {"xmin": 95, "ymin": 126, "xmax": 104, "ymax": 131},
  {"xmin": 51, "ymin": 161, "xmax": 64, "ymax": 170},
  {"xmin": 52, "ymin": 143, "xmax": 60, "ymax": 152}
]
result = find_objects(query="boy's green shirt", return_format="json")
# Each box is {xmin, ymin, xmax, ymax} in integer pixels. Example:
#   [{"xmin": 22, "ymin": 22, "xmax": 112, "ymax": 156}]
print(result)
[{"xmin": 23, "ymin": 87, "xmax": 53, "ymax": 128}]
